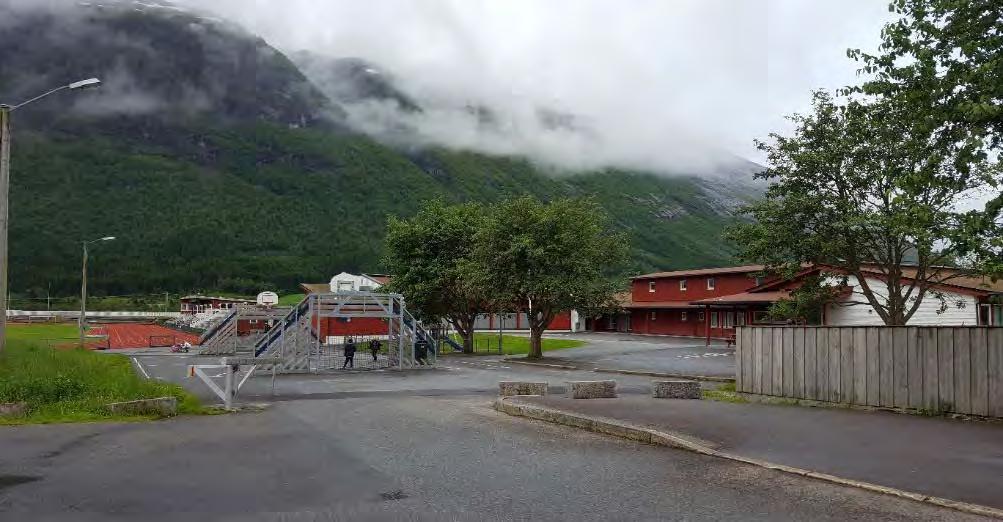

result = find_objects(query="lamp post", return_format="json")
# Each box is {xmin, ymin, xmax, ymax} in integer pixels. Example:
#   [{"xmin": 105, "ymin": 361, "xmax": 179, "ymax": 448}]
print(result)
[
  {"xmin": 79, "ymin": 236, "xmax": 116, "ymax": 346},
  {"xmin": 0, "ymin": 78, "xmax": 101, "ymax": 353}
]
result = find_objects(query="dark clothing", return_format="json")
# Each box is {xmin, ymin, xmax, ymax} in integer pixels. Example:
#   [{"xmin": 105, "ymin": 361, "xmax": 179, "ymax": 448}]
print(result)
[
  {"xmin": 369, "ymin": 340, "xmax": 382, "ymax": 361},
  {"xmin": 343, "ymin": 341, "xmax": 356, "ymax": 369},
  {"xmin": 415, "ymin": 340, "xmax": 429, "ymax": 365}
]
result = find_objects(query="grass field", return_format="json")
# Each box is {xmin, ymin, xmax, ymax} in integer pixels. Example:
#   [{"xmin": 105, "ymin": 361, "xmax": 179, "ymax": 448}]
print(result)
[
  {"xmin": 445, "ymin": 333, "xmax": 586, "ymax": 356},
  {"xmin": 0, "ymin": 323, "xmax": 202, "ymax": 424},
  {"xmin": 278, "ymin": 293, "xmax": 306, "ymax": 306}
]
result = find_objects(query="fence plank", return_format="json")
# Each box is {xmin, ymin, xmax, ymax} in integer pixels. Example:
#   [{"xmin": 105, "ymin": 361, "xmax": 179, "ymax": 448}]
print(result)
[
  {"xmin": 989, "ymin": 328, "xmax": 1003, "ymax": 418},
  {"xmin": 762, "ymin": 328, "xmax": 773, "ymax": 395},
  {"xmin": 865, "ymin": 327, "xmax": 880, "ymax": 406},
  {"xmin": 773, "ymin": 328, "xmax": 784, "ymax": 396},
  {"xmin": 839, "ymin": 328, "xmax": 853, "ymax": 404},
  {"xmin": 878, "ymin": 328, "xmax": 893, "ymax": 407},
  {"xmin": 746, "ymin": 327, "xmax": 756, "ymax": 392},
  {"xmin": 792, "ymin": 328, "xmax": 804, "ymax": 398},
  {"xmin": 816, "ymin": 328, "xmax": 829, "ymax": 402},
  {"xmin": 830, "ymin": 328, "xmax": 842, "ymax": 403},
  {"xmin": 909, "ymin": 327, "xmax": 924, "ymax": 410},
  {"xmin": 851, "ymin": 328, "xmax": 867, "ymax": 404},
  {"xmin": 804, "ymin": 328, "xmax": 817, "ymax": 400},
  {"xmin": 954, "ymin": 328, "xmax": 972, "ymax": 415},
  {"xmin": 735, "ymin": 327, "xmax": 744, "ymax": 391},
  {"xmin": 938, "ymin": 328, "xmax": 955, "ymax": 413},
  {"xmin": 971, "ymin": 327, "xmax": 989, "ymax": 417},
  {"xmin": 752, "ymin": 328, "xmax": 762, "ymax": 394},
  {"xmin": 892, "ymin": 327, "xmax": 909, "ymax": 408},
  {"xmin": 923, "ymin": 328, "xmax": 940, "ymax": 411},
  {"xmin": 784, "ymin": 327, "xmax": 796, "ymax": 397}
]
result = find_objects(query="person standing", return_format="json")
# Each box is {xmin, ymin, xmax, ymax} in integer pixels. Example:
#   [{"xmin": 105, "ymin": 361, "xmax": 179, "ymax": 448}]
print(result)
[
  {"xmin": 369, "ymin": 338, "xmax": 381, "ymax": 362},
  {"xmin": 342, "ymin": 338, "xmax": 356, "ymax": 369}
]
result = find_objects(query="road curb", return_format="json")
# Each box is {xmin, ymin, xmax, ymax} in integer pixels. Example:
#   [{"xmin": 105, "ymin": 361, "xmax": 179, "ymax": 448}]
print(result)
[
  {"xmin": 492, "ymin": 397, "xmax": 1003, "ymax": 520},
  {"xmin": 592, "ymin": 368, "xmax": 735, "ymax": 383},
  {"xmin": 502, "ymin": 359, "xmax": 579, "ymax": 370}
]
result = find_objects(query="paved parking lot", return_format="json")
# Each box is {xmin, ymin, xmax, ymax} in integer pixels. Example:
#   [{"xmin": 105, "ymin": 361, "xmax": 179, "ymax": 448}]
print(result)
[{"xmin": 535, "ymin": 332, "xmax": 735, "ymax": 377}]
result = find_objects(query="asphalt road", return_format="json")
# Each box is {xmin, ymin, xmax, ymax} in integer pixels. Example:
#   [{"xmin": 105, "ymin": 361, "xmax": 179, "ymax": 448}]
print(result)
[
  {"xmin": 532, "ymin": 332, "xmax": 736, "ymax": 377},
  {"xmin": 0, "ymin": 395, "xmax": 982, "ymax": 521}
]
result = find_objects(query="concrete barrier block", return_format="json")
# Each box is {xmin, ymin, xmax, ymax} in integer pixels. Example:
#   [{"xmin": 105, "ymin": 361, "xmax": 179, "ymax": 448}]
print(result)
[
  {"xmin": 0, "ymin": 402, "xmax": 28, "ymax": 417},
  {"xmin": 498, "ymin": 381, "xmax": 549, "ymax": 397},
  {"xmin": 652, "ymin": 380, "xmax": 701, "ymax": 399},
  {"xmin": 106, "ymin": 397, "xmax": 178, "ymax": 417},
  {"xmin": 565, "ymin": 380, "xmax": 617, "ymax": 399}
]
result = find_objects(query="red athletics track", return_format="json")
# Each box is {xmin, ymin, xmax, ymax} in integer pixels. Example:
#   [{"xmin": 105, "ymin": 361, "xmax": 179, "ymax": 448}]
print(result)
[{"xmin": 90, "ymin": 323, "xmax": 200, "ymax": 350}]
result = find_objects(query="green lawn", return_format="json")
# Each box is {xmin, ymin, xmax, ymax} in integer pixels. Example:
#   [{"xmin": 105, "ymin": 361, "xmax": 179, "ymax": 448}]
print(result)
[
  {"xmin": 278, "ymin": 293, "xmax": 306, "ymax": 306},
  {"xmin": 0, "ymin": 324, "xmax": 202, "ymax": 424},
  {"xmin": 445, "ymin": 333, "xmax": 586, "ymax": 356}
]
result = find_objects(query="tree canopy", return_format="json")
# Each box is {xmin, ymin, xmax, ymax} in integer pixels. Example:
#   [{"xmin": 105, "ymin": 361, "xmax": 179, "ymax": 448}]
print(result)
[
  {"xmin": 382, "ymin": 200, "xmax": 490, "ymax": 353},
  {"xmin": 467, "ymin": 196, "xmax": 629, "ymax": 358}
]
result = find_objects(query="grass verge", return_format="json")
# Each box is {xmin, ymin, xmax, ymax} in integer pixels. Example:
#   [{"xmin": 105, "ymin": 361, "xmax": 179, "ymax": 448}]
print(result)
[
  {"xmin": 701, "ymin": 382, "xmax": 748, "ymax": 403},
  {"xmin": 1, "ymin": 324, "xmax": 203, "ymax": 425},
  {"xmin": 444, "ymin": 333, "xmax": 586, "ymax": 356}
]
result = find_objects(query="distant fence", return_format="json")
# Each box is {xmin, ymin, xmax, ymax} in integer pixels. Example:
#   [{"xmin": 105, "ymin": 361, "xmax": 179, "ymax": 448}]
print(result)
[
  {"xmin": 7, "ymin": 310, "xmax": 181, "ymax": 320},
  {"xmin": 736, "ymin": 326, "xmax": 1003, "ymax": 418}
]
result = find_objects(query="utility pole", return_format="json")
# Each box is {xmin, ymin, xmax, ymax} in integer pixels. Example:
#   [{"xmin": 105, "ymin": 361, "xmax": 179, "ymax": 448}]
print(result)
[
  {"xmin": 0, "ymin": 105, "xmax": 11, "ymax": 353},
  {"xmin": 79, "ymin": 236, "xmax": 115, "ymax": 346},
  {"xmin": 79, "ymin": 241, "xmax": 88, "ymax": 346},
  {"xmin": 0, "ymin": 78, "xmax": 101, "ymax": 353}
]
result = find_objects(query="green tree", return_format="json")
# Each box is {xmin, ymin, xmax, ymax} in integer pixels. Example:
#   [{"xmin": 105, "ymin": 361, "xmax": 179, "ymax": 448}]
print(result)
[
  {"xmin": 728, "ymin": 92, "xmax": 1001, "ymax": 325},
  {"xmin": 468, "ymin": 196, "xmax": 629, "ymax": 359},
  {"xmin": 382, "ymin": 200, "xmax": 490, "ymax": 354},
  {"xmin": 767, "ymin": 275, "xmax": 846, "ymax": 325},
  {"xmin": 847, "ymin": 0, "xmax": 1003, "ymax": 272}
]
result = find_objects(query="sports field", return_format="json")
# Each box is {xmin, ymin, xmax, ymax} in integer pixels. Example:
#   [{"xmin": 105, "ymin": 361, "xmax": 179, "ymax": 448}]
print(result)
[{"xmin": 7, "ymin": 322, "xmax": 199, "ymax": 350}]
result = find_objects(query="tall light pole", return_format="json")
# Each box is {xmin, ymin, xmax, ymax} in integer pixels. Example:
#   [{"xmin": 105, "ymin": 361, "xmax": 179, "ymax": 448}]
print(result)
[
  {"xmin": 0, "ymin": 78, "xmax": 101, "ymax": 353},
  {"xmin": 80, "ymin": 236, "xmax": 116, "ymax": 346}
]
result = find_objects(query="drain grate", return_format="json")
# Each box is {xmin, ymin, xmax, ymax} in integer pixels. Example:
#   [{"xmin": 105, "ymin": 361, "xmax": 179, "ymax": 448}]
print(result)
[{"xmin": 378, "ymin": 489, "xmax": 409, "ymax": 501}]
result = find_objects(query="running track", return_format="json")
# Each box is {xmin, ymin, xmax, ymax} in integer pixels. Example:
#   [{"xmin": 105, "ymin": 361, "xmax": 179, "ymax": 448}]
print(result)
[{"xmin": 91, "ymin": 323, "xmax": 200, "ymax": 350}]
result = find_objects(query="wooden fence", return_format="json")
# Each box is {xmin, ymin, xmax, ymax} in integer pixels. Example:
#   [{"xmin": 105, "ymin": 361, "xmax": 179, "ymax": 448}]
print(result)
[{"xmin": 735, "ymin": 326, "xmax": 1003, "ymax": 418}]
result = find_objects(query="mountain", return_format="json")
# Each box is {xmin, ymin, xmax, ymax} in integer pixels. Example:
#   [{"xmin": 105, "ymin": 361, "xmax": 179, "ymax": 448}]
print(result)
[{"xmin": 0, "ymin": 1, "xmax": 760, "ymax": 300}]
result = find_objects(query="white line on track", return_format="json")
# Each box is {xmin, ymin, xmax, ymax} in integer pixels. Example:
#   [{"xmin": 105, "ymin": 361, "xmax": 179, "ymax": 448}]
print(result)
[{"xmin": 131, "ymin": 357, "xmax": 151, "ymax": 379}]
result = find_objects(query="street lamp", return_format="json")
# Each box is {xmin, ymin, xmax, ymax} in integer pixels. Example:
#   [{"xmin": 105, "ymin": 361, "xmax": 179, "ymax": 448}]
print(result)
[
  {"xmin": 80, "ymin": 236, "xmax": 116, "ymax": 346},
  {"xmin": 0, "ymin": 78, "xmax": 101, "ymax": 353}
]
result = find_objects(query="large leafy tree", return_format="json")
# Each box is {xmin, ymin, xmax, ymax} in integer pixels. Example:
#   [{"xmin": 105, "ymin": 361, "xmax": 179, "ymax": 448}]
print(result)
[
  {"xmin": 468, "ymin": 196, "xmax": 629, "ymax": 359},
  {"xmin": 848, "ymin": 0, "xmax": 1003, "ymax": 271},
  {"xmin": 382, "ymin": 200, "xmax": 490, "ymax": 353},
  {"xmin": 728, "ymin": 92, "xmax": 1001, "ymax": 325}
]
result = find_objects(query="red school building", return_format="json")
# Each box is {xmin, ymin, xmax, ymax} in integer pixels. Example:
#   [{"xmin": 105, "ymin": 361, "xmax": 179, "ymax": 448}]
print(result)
[{"xmin": 589, "ymin": 265, "xmax": 779, "ymax": 342}]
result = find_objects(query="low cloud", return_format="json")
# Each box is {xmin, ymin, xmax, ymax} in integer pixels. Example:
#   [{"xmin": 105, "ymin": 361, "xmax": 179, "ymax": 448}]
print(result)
[{"xmin": 189, "ymin": 0, "xmax": 894, "ymax": 175}]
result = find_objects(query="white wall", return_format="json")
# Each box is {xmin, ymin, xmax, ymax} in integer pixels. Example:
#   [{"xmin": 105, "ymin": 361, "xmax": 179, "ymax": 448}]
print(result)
[
  {"xmin": 328, "ymin": 272, "xmax": 383, "ymax": 292},
  {"xmin": 824, "ymin": 275, "xmax": 978, "ymax": 326}
]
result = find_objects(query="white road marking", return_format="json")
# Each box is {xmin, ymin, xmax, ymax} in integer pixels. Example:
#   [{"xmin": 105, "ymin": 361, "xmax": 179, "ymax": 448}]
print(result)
[{"xmin": 131, "ymin": 357, "xmax": 151, "ymax": 379}]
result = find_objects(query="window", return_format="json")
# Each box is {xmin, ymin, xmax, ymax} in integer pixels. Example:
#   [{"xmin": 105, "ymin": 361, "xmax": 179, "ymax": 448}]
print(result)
[
  {"xmin": 724, "ymin": 312, "xmax": 734, "ymax": 329},
  {"xmin": 698, "ymin": 311, "xmax": 705, "ymax": 321},
  {"xmin": 752, "ymin": 311, "xmax": 770, "ymax": 324},
  {"xmin": 736, "ymin": 312, "xmax": 746, "ymax": 327},
  {"xmin": 650, "ymin": 311, "xmax": 657, "ymax": 321},
  {"xmin": 755, "ymin": 276, "xmax": 765, "ymax": 286},
  {"xmin": 648, "ymin": 281, "xmax": 656, "ymax": 293},
  {"xmin": 710, "ymin": 312, "xmax": 719, "ymax": 328},
  {"xmin": 679, "ymin": 279, "xmax": 687, "ymax": 291},
  {"xmin": 337, "ymin": 280, "xmax": 354, "ymax": 292},
  {"xmin": 707, "ymin": 277, "xmax": 716, "ymax": 290},
  {"xmin": 681, "ymin": 311, "xmax": 688, "ymax": 322}
]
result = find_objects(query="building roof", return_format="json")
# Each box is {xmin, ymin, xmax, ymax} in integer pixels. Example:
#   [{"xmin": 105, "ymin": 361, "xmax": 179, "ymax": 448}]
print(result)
[
  {"xmin": 363, "ymin": 273, "xmax": 392, "ymax": 285},
  {"xmin": 751, "ymin": 264, "xmax": 1003, "ymax": 297},
  {"xmin": 180, "ymin": 295, "xmax": 255, "ymax": 303},
  {"xmin": 299, "ymin": 283, "xmax": 330, "ymax": 294},
  {"xmin": 633, "ymin": 264, "xmax": 766, "ymax": 280},
  {"xmin": 624, "ymin": 300, "xmax": 702, "ymax": 309},
  {"xmin": 690, "ymin": 291, "xmax": 792, "ymax": 306}
]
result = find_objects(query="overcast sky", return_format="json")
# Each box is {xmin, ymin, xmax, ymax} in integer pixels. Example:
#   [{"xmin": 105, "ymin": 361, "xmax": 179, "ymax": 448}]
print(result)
[{"xmin": 187, "ymin": 0, "xmax": 895, "ymax": 173}]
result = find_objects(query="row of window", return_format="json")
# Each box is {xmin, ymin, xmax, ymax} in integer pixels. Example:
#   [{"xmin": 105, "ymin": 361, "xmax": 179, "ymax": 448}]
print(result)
[
  {"xmin": 647, "ymin": 276, "xmax": 767, "ymax": 293},
  {"xmin": 647, "ymin": 310, "xmax": 749, "ymax": 328}
]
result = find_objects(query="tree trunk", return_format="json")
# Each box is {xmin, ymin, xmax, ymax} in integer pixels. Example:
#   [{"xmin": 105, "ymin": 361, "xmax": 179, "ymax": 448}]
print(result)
[
  {"xmin": 528, "ymin": 327, "xmax": 544, "ymax": 359},
  {"xmin": 463, "ymin": 329, "xmax": 476, "ymax": 354}
]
